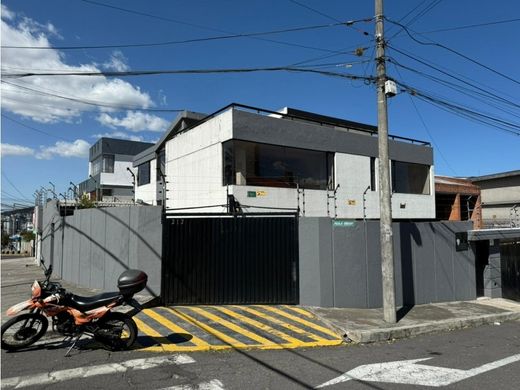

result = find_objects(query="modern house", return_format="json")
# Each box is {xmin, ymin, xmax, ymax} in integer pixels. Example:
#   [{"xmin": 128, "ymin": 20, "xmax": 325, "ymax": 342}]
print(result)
[
  {"xmin": 470, "ymin": 170, "xmax": 520, "ymax": 228},
  {"xmin": 78, "ymin": 138, "xmax": 154, "ymax": 202},
  {"xmin": 134, "ymin": 104, "xmax": 435, "ymax": 219}
]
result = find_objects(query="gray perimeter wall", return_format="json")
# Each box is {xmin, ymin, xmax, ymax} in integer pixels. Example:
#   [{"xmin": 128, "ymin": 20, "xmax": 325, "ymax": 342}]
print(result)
[
  {"xmin": 299, "ymin": 219, "xmax": 476, "ymax": 308},
  {"xmin": 41, "ymin": 201, "xmax": 162, "ymax": 296}
]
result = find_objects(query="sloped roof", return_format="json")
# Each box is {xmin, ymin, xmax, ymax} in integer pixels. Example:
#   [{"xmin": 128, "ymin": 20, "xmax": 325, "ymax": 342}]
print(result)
[{"xmin": 133, "ymin": 110, "xmax": 206, "ymax": 166}]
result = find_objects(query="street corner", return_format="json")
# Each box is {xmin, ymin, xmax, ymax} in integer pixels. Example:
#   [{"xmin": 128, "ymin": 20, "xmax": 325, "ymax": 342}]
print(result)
[{"xmin": 133, "ymin": 305, "xmax": 344, "ymax": 352}]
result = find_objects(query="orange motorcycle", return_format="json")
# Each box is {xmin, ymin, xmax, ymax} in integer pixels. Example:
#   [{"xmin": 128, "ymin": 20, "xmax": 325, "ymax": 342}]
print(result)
[{"xmin": 1, "ymin": 260, "xmax": 147, "ymax": 355}]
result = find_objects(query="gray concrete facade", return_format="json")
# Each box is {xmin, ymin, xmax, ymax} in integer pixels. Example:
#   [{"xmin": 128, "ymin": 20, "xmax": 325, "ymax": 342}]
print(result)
[
  {"xmin": 233, "ymin": 109, "xmax": 434, "ymax": 165},
  {"xmin": 299, "ymin": 219, "xmax": 476, "ymax": 308},
  {"xmin": 41, "ymin": 201, "xmax": 162, "ymax": 296}
]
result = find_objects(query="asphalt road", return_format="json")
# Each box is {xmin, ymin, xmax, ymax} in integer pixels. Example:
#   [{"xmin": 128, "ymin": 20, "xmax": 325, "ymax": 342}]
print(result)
[{"xmin": 2, "ymin": 319, "xmax": 519, "ymax": 389}]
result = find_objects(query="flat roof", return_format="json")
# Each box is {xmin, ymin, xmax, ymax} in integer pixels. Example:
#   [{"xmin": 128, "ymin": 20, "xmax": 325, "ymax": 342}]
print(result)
[{"xmin": 470, "ymin": 170, "xmax": 520, "ymax": 182}]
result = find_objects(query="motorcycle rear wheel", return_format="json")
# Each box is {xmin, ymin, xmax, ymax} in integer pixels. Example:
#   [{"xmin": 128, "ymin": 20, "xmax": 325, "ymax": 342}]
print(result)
[
  {"xmin": 95, "ymin": 312, "xmax": 137, "ymax": 351},
  {"xmin": 1, "ymin": 313, "xmax": 48, "ymax": 351}
]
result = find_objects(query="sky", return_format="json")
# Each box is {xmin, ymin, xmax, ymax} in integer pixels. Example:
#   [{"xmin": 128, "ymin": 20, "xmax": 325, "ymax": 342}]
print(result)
[{"xmin": 1, "ymin": 0, "xmax": 519, "ymax": 209}]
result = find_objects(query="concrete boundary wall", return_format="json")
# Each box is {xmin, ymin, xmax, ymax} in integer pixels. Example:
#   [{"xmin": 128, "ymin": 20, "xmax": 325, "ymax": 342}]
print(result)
[
  {"xmin": 41, "ymin": 201, "xmax": 162, "ymax": 296},
  {"xmin": 299, "ymin": 219, "xmax": 475, "ymax": 308}
]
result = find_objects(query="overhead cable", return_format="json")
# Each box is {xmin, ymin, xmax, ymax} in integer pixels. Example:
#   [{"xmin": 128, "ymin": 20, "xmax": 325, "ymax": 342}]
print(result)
[
  {"xmin": 1, "ymin": 66, "xmax": 376, "ymax": 83},
  {"xmin": 386, "ymin": 18, "xmax": 520, "ymax": 86},
  {"xmin": 1, "ymin": 20, "xmax": 361, "ymax": 50},
  {"xmin": 78, "ymin": 0, "xmax": 370, "ymax": 54}
]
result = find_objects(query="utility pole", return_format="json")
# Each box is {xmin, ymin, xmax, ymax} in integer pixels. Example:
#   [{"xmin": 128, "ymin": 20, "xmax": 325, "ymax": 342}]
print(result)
[{"xmin": 375, "ymin": 0, "xmax": 396, "ymax": 323}]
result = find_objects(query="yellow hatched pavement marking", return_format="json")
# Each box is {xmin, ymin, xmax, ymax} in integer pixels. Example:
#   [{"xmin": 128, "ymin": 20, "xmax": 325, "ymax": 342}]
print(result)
[
  {"xmin": 216, "ymin": 306, "xmax": 305, "ymax": 345},
  {"xmin": 134, "ymin": 316, "xmax": 162, "ymax": 338},
  {"xmin": 143, "ymin": 308, "xmax": 210, "ymax": 348},
  {"xmin": 285, "ymin": 306, "xmax": 316, "ymax": 319},
  {"xmin": 235, "ymin": 306, "xmax": 328, "ymax": 343},
  {"xmin": 258, "ymin": 306, "xmax": 341, "ymax": 339},
  {"xmin": 167, "ymin": 307, "xmax": 251, "ymax": 348},
  {"xmin": 184, "ymin": 307, "xmax": 275, "ymax": 346}
]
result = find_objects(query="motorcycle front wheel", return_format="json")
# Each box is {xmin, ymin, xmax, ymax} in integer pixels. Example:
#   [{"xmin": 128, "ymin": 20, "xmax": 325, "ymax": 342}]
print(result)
[
  {"xmin": 94, "ymin": 312, "xmax": 137, "ymax": 351},
  {"xmin": 1, "ymin": 313, "xmax": 48, "ymax": 351}
]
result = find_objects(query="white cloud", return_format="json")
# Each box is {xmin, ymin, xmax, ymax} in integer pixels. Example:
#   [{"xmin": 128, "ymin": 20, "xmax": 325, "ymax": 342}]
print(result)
[
  {"xmin": 96, "ymin": 111, "xmax": 169, "ymax": 132},
  {"xmin": 1, "ymin": 7, "xmax": 154, "ymax": 123},
  {"xmin": 35, "ymin": 140, "xmax": 90, "ymax": 160},
  {"xmin": 1, "ymin": 5, "xmax": 15, "ymax": 20},
  {"xmin": 103, "ymin": 50, "xmax": 130, "ymax": 72},
  {"xmin": 92, "ymin": 131, "xmax": 145, "ymax": 142},
  {"xmin": 1, "ymin": 143, "xmax": 34, "ymax": 156}
]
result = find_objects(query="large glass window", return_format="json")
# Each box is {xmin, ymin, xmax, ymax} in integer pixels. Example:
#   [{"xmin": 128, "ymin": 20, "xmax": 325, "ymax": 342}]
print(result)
[
  {"xmin": 102, "ymin": 155, "xmax": 114, "ymax": 173},
  {"xmin": 91, "ymin": 156, "xmax": 102, "ymax": 176},
  {"xmin": 91, "ymin": 154, "xmax": 114, "ymax": 175},
  {"xmin": 223, "ymin": 140, "xmax": 333, "ymax": 190},
  {"xmin": 392, "ymin": 161, "xmax": 430, "ymax": 194},
  {"xmin": 138, "ymin": 161, "xmax": 151, "ymax": 186}
]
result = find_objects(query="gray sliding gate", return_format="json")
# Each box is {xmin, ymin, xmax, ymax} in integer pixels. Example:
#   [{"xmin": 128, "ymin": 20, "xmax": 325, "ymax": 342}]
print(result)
[{"xmin": 162, "ymin": 215, "xmax": 299, "ymax": 305}]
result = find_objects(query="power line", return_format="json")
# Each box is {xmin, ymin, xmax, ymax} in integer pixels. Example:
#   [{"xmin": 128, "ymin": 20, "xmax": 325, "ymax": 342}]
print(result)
[
  {"xmin": 386, "ymin": 18, "xmax": 520, "ymax": 86},
  {"xmin": 1, "ymin": 114, "xmax": 75, "ymax": 142},
  {"xmin": 1, "ymin": 20, "xmax": 352, "ymax": 50},
  {"xmin": 287, "ymin": 0, "xmax": 371, "ymax": 36},
  {"xmin": 387, "ymin": 0, "xmax": 442, "ymax": 40},
  {"xmin": 1, "ymin": 172, "xmax": 30, "ymax": 201},
  {"xmin": 418, "ymin": 17, "xmax": 520, "ymax": 34},
  {"xmin": 396, "ymin": 81, "xmax": 520, "ymax": 136},
  {"xmin": 1, "ymin": 79, "xmax": 184, "ymax": 113},
  {"xmin": 288, "ymin": 0, "xmax": 341, "ymax": 23},
  {"xmin": 390, "ymin": 63, "xmax": 457, "ymax": 175},
  {"xmin": 387, "ymin": 45, "xmax": 520, "ymax": 110},
  {"xmin": 78, "ymin": 0, "xmax": 368, "ymax": 55},
  {"xmin": 387, "ymin": 56, "xmax": 520, "ymax": 119},
  {"xmin": 1, "ymin": 66, "xmax": 376, "ymax": 83},
  {"xmin": 404, "ymin": 0, "xmax": 443, "ymax": 28}
]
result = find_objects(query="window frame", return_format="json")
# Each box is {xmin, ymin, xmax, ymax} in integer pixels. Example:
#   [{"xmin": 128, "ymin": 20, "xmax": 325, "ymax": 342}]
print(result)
[{"xmin": 222, "ymin": 139, "xmax": 334, "ymax": 191}]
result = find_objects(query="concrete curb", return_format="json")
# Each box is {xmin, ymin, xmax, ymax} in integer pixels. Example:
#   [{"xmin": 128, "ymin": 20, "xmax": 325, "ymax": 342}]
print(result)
[{"xmin": 343, "ymin": 311, "xmax": 520, "ymax": 343}]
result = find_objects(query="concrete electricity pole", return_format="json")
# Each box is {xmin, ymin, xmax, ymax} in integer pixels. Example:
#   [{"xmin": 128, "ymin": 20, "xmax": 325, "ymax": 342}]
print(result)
[{"xmin": 375, "ymin": 0, "xmax": 396, "ymax": 323}]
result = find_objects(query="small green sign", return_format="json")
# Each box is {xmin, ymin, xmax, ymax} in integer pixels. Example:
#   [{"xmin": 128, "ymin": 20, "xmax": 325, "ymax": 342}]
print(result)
[
  {"xmin": 333, "ymin": 220, "xmax": 356, "ymax": 228},
  {"xmin": 247, "ymin": 191, "xmax": 257, "ymax": 198}
]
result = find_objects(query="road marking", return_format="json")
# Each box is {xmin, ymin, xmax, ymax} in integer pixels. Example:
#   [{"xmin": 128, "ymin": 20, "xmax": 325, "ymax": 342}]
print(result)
[
  {"xmin": 135, "ymin": 306, "xmax": 343, "ymax": 352},
  {"xmin": 143, "ymin": 309, "xmax": 210, "ymax": 348},
  {"xmin": 284, "ymin": 306, "xmax": 316, "ymax": 319},
  {"xmin": 182, "ymin": 307, "xmax": 274, "ymax": 346},
  {"xmin": 1, "ymin": 354, "xmax": 195, "ymax": 389},
  {"xmin": 236, "ymin": 306, "xmax": 328, "ymax": 342},
  {"xmin": 159, "ymin": 379, "xmax": 225, "ymax": 390},
  {"xmin": 168, "ymin": 308, "xmax": 250, "ymax": 348},
  {"xmin": 258, "ymin": 306, "xmax": 340, "ymax": 338},
  {"xmin": 315, "ymin": 353, "xmax": 520, "ymax": 388},
  {"xmin": 215, "ymin": 306, "xmax": 303, "ymax": 344}
]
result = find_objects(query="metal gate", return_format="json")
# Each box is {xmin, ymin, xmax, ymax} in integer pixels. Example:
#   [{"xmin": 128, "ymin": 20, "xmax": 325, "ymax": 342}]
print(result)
[
  {"xmin": 501, "ymin": 241, "xmax": 520, "ymax": 301},
  {"xmin": 162, "ymin": 215, "xmax": 299, "ymax": 305}
]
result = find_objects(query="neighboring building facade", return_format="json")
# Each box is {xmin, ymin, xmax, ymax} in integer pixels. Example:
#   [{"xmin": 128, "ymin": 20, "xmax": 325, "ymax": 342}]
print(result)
[
  {"xmin": 135, "ymin": 104, "xmax": 436, "ymax": 219},
  {"xmin": 435, "ymin": 175, "xmax": 482, "ymax": 229},
  {"xmin": 78, "ymin": 138, "xmax": 154, "ymax": 202},
  {"xmin": 470, "ymin": 170, "xmax": 520, "ymax": 228}
]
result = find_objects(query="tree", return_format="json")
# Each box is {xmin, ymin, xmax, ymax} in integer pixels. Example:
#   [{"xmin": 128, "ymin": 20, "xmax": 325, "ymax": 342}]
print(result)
[
  {"xmin": 78, "ymin": 194, "xmax": 95, "ymax": 209},
  {"xmin": 1, "ymin": 232, "xmax": 9, "ymax": 247},
  {"xmin": 20, "ymin": 230, "xmax": 35, "ymax": 242}
]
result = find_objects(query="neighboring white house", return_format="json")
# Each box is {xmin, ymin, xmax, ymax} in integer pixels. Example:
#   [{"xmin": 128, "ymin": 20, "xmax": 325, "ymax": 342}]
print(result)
[
  {"xmin": 134, "ymin": 104, "xmax": 436, "ymax": 219},
  {"xmin": 78, "ymin": 138, "xmax": 154, "ymax": 202}
]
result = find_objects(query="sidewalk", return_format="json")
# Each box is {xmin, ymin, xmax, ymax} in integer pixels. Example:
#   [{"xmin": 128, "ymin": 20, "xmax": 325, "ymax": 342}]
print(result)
[{"xmin": 307, "ymin": 298, "xmax": 520, "ymax": 343}]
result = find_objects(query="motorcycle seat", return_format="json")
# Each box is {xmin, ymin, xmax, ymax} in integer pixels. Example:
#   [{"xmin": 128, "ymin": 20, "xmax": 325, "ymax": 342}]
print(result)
[{"xmin": 68, "ymin": 292, "xmax": 122, "ymax": 312}]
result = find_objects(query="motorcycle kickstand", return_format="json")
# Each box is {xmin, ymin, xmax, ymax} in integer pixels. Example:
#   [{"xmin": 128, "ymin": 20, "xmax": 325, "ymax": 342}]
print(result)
[{"xmin": 64, "ymin": 332, "xmax": 84, "ymax": 357}]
